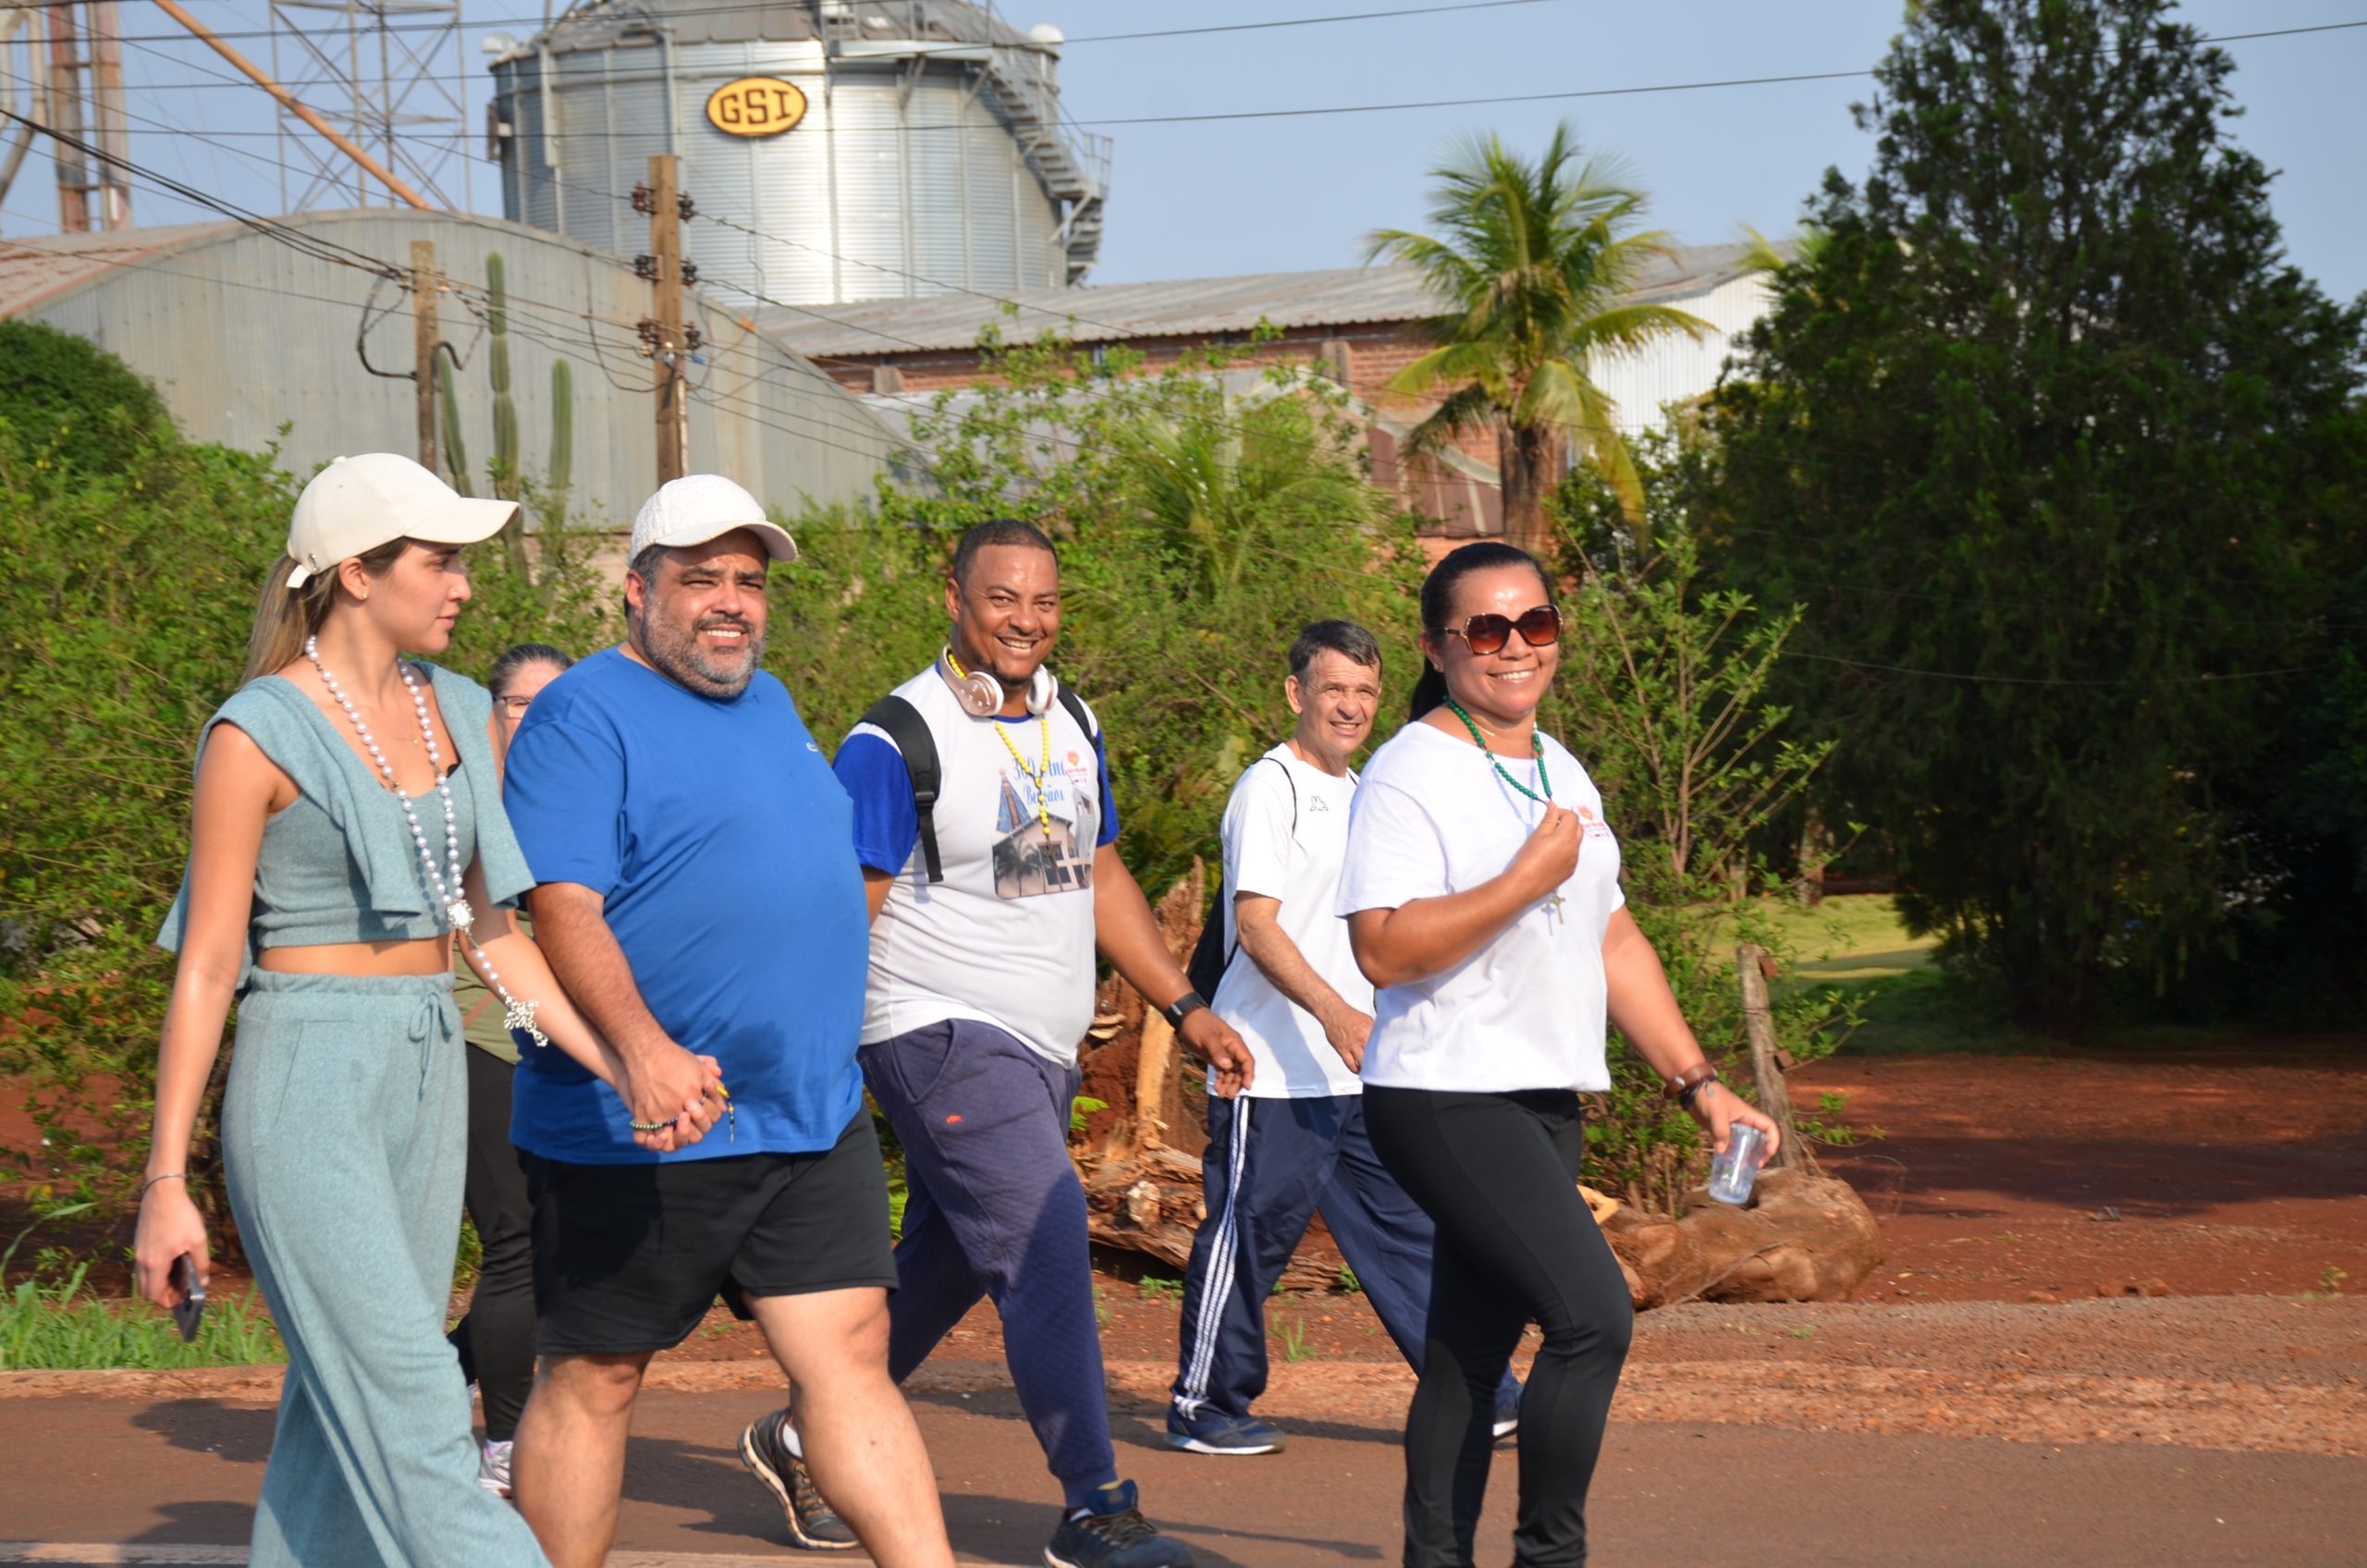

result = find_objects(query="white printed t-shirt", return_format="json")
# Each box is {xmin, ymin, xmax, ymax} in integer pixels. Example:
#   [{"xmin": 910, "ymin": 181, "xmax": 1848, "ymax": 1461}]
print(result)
[
  {"xmin": 1209, "ymin": 745, "xmax": 1371, "ymax": 1099},
  {"xmin": 834, "ymin": 667, "xmax": 1115, "ymax": 1067},
  {"xmin": 1338, "ymin": 720, "xmax": 1625, "ymax": 1094}
]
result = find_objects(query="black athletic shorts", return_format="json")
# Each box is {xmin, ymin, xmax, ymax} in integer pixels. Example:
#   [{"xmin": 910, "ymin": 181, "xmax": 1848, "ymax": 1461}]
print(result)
[{"xmin": 524, "ymin": 1109, "xmax": 898, "ymax": 1356}]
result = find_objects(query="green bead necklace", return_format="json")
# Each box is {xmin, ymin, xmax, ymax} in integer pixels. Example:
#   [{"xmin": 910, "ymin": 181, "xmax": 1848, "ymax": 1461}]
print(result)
[{"xmin": 1445, "ymin": 698, "xmax": 1551, "ymax": 804}]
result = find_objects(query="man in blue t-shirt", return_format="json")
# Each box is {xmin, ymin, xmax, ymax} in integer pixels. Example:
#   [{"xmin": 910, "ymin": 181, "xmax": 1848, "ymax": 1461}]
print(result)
[
  {"xmin": 739, "ymin": 518, "xmax": 1255, "ymax": 1568},
  {"xmin": 501, "ymin": 476, "xmax": 955, "ymax": 1568}
]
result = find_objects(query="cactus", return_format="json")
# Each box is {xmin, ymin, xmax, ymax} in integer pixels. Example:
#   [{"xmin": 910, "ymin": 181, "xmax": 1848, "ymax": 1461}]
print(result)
[
  {"xmin": 487, "ymin": 252, "xmax": 520, "ymax": 503},
  {"xmin": 437, "ymin": 349, "xmax": 472, "ymax": 496},
  {"xmin": 547, "ymin": 358, "xmax": 573, "ymax": 519}
]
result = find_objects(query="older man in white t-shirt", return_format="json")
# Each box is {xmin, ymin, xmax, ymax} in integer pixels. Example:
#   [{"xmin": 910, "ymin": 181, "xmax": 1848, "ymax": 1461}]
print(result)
[{"xmin": 1167, "ymin": 621, "xmax": 1522, "ymax": 1457}]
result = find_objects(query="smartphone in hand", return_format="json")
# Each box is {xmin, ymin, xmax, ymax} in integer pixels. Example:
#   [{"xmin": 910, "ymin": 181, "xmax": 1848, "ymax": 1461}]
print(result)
[{"xmin": 170, "ymin": 1254, "xmax": 205, "ymax": 1344}]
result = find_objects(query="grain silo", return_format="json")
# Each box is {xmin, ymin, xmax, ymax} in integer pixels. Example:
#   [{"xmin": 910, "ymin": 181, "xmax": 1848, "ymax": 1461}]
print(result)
[{"xmin": 486, "ymin": 1, "xmax": 1109, "ymax": 309}]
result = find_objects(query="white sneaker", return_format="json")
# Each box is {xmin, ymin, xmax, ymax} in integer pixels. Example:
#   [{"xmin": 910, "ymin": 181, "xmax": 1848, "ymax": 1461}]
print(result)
[{"xmin": 477, "ymin": 1439, "xmax": 514, "ymax": 1497}]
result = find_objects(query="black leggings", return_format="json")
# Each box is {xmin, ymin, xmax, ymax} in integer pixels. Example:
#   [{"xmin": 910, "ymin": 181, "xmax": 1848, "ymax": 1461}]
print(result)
[
  {"xmin": 446, "ymin": 1044, "xmax": 537, "ymax": 1443},
  {"xmin": 1363, "ymin": 1086, "xmax": 1633, "ymax": 1568}
]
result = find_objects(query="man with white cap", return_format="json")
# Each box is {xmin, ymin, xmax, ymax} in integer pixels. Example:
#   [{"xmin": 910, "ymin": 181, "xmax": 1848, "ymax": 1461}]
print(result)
[{"xmin": 500, "ymin": 476, "xmax": 956, "ymax": 1568}]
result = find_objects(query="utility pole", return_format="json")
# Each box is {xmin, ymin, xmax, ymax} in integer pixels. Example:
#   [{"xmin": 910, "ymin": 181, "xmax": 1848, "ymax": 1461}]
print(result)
[
  {"xmin": 644, "ymin": 154, "xmax": 691, "ymax": 484},
  {"xmin": 412, "ymin": 240, "xmax": 440, "ymax": 473}
]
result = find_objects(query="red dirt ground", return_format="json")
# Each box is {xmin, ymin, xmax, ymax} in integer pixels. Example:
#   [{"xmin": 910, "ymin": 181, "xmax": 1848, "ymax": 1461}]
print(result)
[
  {"xmin": 8, "ymin": 1038, "xmax": 2362, "ymax": 1366},
  {"xmin": 563, "ymin": 1036, "xmax": 2367, "ymax": 1368}
]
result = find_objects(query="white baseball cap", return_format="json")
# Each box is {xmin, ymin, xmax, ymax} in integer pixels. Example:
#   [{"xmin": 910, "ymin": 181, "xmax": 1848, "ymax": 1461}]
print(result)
[
  {"xmin": 287, "ymin": 453, "xmax": 519, "ymax": 586},
  {"xmin": 629, "ymin": 473, "xmax": 800, "ymax": 565}
]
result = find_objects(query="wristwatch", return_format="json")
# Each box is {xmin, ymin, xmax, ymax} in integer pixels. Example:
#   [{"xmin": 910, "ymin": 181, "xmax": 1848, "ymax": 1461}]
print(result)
[{"xmin": 1159, "ymin": 990, "xmax": 1208, "ymax": 1030}]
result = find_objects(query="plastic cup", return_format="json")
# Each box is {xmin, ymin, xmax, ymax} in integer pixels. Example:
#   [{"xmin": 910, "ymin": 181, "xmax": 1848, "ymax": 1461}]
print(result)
[{"xmin": 1707, "ymin": 1122, "xmax": 1769, "ymax": 1207}]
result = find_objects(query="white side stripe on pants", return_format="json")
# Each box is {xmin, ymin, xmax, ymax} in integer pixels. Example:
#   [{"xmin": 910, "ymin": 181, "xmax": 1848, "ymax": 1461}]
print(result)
[{"xmin": 1173, "ymin": 1097, "xmax": 1253, "ymax": 1417}]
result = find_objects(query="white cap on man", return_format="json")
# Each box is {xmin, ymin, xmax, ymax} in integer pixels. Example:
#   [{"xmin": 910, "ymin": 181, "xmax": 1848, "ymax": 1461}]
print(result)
[
  {"xmin": 630, "ymin": 474, "xmax": 800, "ymax": 564},
  {"xmin": 286, "ymin": 452, "xmax": 519, "ymax": 585}
]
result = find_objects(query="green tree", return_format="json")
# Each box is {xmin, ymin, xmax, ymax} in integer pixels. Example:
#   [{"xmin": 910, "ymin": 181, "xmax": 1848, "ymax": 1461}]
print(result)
[
  {"xmin": 0, "ymin": 319, "xmax": 174, "ymax": 477},
  {"xmin": 1364, "ymin": 122, "xmax": 1710, "ymax": 556},
  {"xmin": 1703, "ymin": 0, "xmax": 2367, "ymax": 1036}
]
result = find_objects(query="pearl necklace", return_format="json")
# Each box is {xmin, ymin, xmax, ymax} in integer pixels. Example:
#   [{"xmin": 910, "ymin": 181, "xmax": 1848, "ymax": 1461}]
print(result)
[{"xmin": 305, "ymin": 637, "xmax": 547, "ymax": 1050}]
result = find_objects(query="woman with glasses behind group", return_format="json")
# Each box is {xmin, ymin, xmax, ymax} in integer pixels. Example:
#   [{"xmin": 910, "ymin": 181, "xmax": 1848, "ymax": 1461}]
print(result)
[
  {"xmin": 448, "ymin": 643, "xmax": 574, "ymax": 1499},
  {"xmin": 1340, "ymin": 541, "xmax": 1778, "ymax": 1568}
]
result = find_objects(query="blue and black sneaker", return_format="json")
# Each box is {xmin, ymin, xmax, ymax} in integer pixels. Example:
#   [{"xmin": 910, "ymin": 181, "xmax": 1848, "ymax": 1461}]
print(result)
[
  {"xmin": 1165, "ymin": 1405, "xmax": 1287, "ymax": 1456},
  {"xmin": 1044, "ymin": 1478, "xmax": 1195, "ymax": 1568}
]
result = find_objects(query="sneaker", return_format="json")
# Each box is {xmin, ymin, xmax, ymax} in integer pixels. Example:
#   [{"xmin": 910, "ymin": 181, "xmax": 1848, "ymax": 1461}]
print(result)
[
  {"xmin": 476, "ymin": 1439, "xmax": 513, "ymax": 1498},
  {"xmin": 1044, "ymin": 1479, "xmax": 1195, "ymax": 1568},
  {"xmin": 1164, "ymin": 1406, "xmax": 1286, "ymax": 1456},
  {"xmin": 1491, "ymin": 1379, "xmax": 1524, "ymax": 1442},
  {"xmin": 739, "ymin": 1410, "xmax": 861, "ymax": 1551}
]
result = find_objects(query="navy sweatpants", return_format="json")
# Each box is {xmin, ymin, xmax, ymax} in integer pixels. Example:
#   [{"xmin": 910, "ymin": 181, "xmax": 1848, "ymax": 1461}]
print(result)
[
  {"xmin": 1172, "ymin": 1092, "xmax": 1511, "ymax": 1422},
  {"xmin": 859, "ymin": 1017, "xmax": 1117, "ymax": 1510}
]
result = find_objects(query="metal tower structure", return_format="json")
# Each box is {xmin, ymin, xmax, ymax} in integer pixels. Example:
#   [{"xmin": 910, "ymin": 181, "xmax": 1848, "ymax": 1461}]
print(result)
[
  {"xmin": 269, "ymin": 1, "xmax": 469, "ymax": 212},
  {"xmin": 0, "ymin": 1, "xmax": 134, "ymax": 232}
]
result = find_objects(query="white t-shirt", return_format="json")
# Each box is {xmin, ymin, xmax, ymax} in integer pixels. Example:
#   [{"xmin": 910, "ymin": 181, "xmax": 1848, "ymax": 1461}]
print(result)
[
  {"xmin": 1208, "ymin": 746, "xmax": 1372, "ymax": 1099},
  {"xmin": 838, "ymin": 668, "xmax": 1110, "ymax": 1066},
  {"xmin": 1337, "ymin": 720, "xmax": 1625, "ymax": 1093}
]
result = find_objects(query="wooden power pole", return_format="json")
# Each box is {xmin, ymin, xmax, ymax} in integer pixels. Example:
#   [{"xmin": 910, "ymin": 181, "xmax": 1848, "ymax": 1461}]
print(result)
[
  {"xmin": 411, "ymin": 240, "xmax": 440, "ymax": 472},
  {"xmin": 646, "ymin": 154, "xmax": 690, "ymax": 484}
]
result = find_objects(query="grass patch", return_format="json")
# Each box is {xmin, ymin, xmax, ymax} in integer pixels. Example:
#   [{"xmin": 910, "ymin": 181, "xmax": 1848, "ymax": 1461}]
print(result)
[{"xmin": 1, "ymin": 1267, "xmax": 285, "ymax": 1370}]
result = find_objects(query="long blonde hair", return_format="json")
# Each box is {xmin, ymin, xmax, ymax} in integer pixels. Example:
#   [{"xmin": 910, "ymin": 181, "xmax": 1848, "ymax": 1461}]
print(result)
[{"xmin": 242, "ymin": 537, "xmax": 412, "ymax": 682}]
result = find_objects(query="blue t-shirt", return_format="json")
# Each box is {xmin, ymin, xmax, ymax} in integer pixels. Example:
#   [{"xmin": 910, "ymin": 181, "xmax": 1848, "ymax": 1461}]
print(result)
[{"xmin": 501, "ymin": 647, "xmax": 869, "ymax": 1163}]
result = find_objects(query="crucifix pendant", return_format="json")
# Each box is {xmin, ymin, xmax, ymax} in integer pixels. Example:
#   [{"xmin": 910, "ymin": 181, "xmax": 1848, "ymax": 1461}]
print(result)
[{"xmin": 1545, "ymin": 889, "xmax": 1566, "ymax": 925}]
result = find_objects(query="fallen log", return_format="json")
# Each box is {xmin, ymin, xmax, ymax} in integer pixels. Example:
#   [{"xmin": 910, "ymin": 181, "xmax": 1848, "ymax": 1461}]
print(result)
[
  {"xmin": 1081, "ymin": 1143, "xmax": 1343, "ymax": 1292},
  {"xmin": 1600, "ymin": 1165, "xmax": 1883, "ymax": 1310}
]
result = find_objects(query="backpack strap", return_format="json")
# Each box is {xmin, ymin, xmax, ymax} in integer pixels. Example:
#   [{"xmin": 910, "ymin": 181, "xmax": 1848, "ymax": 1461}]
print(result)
[
  {"xmin": 1186, "ymin": 754, "xmax": 1297, "ymax": 998},
  {"xmin": 1053, "ymin": 685, "xmax": 1100, "ymax": 750},
  {"xmin": 858, "ymin": 695, "xmax": 945, "ymax": 884}
]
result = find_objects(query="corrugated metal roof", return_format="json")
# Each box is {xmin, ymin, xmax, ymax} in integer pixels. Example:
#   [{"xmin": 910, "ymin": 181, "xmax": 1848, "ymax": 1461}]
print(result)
[
  {"xmin": 0, "ymin": 221, "xmax": 240, "ymax": 318},
  {"xmin": 760, "ymin": 241, "xmax": 1771, "ymax": 359}
]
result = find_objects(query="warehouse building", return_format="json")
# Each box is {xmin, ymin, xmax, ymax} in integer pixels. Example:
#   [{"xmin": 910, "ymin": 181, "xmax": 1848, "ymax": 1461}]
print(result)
[
  {"xmin": 0, "ymin": 208, "xmax": 902, "ymax": 530},
  {"xmin": 762, "ymin": 242, "xmax": 1782, "ymax": 535}
]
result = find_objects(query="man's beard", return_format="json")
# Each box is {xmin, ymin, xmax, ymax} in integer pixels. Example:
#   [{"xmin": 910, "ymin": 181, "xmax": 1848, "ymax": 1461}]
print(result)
[{"xmin": 638, "ymin": 608, "xmax": 765, "ymax": 698}]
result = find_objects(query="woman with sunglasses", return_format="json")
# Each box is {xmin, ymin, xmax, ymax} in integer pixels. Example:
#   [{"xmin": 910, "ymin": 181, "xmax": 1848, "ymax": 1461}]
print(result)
[{"xmin": 1342, "ymin": 541, "xmax": 1778, "ymax": 1568}]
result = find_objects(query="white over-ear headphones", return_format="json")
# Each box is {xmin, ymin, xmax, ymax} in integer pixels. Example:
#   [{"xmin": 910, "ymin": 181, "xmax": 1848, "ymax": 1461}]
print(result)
[{"xmin": 941, "ymin": 646, "xmax": 1058, "ymax": 717}]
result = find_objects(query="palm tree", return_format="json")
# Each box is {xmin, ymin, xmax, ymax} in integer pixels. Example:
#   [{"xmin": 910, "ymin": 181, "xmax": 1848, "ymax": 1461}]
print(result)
[{"xmin": 1365, "ymin": 123, "xmax": 1710, "ymax": 556}]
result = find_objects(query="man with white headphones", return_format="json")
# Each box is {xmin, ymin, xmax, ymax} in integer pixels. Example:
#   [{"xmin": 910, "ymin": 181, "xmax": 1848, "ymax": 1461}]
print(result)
[{"xmin": 737, "ymin": 518, "xmax": 1253, "ymax": 1568}]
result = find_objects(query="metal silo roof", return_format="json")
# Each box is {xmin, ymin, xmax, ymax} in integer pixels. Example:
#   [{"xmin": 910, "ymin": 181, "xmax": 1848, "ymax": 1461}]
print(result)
[{"xmin": 531, "ymin": 0, "xmax": 1045, "ymax": 55}]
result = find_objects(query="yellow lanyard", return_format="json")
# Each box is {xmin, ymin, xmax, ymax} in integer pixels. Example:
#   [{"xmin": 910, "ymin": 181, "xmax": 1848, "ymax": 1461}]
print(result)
[{"xmin": 995, "ymin": 717, "xmax": 1056, "ymax": 839}]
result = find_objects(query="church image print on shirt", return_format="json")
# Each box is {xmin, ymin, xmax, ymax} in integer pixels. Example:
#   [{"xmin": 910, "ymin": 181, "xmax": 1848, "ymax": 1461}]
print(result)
[{"xmin": 991, "ymin": 769, "xmax": 1095, "ymax": 900}]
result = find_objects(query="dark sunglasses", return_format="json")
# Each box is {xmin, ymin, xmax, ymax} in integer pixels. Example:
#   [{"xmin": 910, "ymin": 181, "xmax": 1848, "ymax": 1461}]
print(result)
[{"xmin": 1443, "ymin": 605, "xmax": 1562, "ymax": 656}]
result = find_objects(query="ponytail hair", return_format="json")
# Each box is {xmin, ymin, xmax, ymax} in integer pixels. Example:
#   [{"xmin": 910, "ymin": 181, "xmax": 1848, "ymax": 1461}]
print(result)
[
  {"xmin": 1409, "ymin": 540, "xmax": 1553, "ymax": 721},
  {"xmin": 241, "ymin": 536, "xmax": 411, "ymax": 683}
]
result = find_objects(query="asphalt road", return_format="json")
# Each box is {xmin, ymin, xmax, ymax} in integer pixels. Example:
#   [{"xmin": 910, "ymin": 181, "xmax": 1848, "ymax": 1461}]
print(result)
[{"xmin": 2, "ymin": 1378, "xmax": 2357, "ymax": 1568}]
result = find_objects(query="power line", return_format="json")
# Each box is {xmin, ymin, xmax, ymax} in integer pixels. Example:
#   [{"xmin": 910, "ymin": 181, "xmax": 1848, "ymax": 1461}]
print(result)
[
  {"xmin": 75, "ymin": 18, "xmax": 2367, "ymax": 125},
  {"xmin": 10, "ymin": 0, "xmax": 1566, "ymax": 50}
]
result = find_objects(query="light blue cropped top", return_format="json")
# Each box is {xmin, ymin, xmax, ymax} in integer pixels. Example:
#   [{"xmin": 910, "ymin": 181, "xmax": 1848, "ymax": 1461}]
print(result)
[{"xmin": 157, "ymin": 664, "xmax": 537, "ymax": 988}]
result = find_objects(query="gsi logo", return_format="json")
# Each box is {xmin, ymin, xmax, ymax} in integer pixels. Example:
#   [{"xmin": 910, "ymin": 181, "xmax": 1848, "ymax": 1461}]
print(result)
[{"xmin": 705, "ymin": 78, "xmax": 809, "ymax": 140}]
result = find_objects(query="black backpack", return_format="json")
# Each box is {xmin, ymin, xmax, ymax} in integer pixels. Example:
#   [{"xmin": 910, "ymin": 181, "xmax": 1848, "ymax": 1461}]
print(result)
[
  {"xmin": 1183, "ymin": 756, "xmax": 1297, "ymax": 1000},
  {"xmin": 858, "ymin": 687, "xmax": 1102, "ymax": 883}
]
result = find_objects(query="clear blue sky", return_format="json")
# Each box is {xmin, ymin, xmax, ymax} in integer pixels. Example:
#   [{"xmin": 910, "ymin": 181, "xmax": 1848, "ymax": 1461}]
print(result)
[{"xmin": 6, "ymin": 0, "xmax": 2361, "ymax": 303}]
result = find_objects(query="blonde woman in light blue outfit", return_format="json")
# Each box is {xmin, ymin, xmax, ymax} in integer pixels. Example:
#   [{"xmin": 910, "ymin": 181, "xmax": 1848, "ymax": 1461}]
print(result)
[{"xmin": 133, "ymin": 454, "xmax": 728, "ymax": 1567}]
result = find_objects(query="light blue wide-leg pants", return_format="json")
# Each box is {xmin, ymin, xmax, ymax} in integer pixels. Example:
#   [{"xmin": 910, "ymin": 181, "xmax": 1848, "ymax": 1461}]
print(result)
[{"xmin": 224, "ymin": 971, "xmax": 549, "ymax": 1568}]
